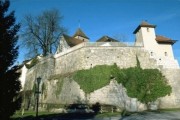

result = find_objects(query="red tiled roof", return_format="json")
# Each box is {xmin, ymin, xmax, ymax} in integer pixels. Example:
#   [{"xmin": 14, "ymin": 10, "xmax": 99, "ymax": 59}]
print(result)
[
  {"xmin": 133, "ymin": 21, "xmax": 156, "ymax": 34},
  {"xmin": 156, "ymin": 35, "xmax": 177, "ymax": 44},
  {"xmin": 63, "ymin": 34, "xmax": 83, "ymax": 47}
]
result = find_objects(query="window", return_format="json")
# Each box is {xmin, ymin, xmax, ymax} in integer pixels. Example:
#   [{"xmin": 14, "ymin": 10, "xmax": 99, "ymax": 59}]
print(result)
[
  {"xmin": 165, "ymin": 52, "xmax": 168, "ymax": 56},
  {"xmin": 150, "ymin": 52, "xmax": 153, "ymax": 56},
  {"xmin": 147, "ymin": 27, "xmax": 149, "ymax": 32}
]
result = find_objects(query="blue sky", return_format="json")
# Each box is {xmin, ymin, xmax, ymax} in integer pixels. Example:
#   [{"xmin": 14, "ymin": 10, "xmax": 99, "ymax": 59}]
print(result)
[{"xmin": 9, "ymin": 0, "xmax": 180, "ymax": 64}]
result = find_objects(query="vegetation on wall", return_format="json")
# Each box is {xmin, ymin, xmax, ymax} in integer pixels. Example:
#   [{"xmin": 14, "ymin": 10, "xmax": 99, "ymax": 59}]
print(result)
[
  {"xmin": 72, "ymin": 58, "xmax": 172, "ymax": 109},
  {"xmin": 73, "ymin": 64, "xmax": 117, "ymax": 93},
  {"xmin": 113, "ymin": 57, "xmax": 172, "ymax": 108}
]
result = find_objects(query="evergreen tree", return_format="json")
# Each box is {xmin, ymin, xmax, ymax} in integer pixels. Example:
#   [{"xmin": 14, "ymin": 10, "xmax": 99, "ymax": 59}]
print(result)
[{"xmin": 0, "ymin": 0, "xmax": 21, "ymax": 119}]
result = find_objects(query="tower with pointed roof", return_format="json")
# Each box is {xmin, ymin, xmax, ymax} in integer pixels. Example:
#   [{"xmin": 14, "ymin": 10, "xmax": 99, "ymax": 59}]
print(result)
[
  {"xmin": 73, "ymin": 28, "xmax": 89, "ymax": 42},
  {"xmin": 133, "ymin": 21, "xmax": 179, "ymax": 68}
]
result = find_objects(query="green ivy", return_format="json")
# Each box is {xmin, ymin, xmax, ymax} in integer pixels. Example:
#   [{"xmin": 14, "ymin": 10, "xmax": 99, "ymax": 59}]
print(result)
[
  {"xmin": 72, "ymin": 60, "xmax": 172, "ymax": 107},
  {"xmin": 73, "ymin": 64, "xmax": 118, "ymax": 94},
  {"xmin": 113, "ymin": 57, "xmax": 172, "ymax": 107},
  {"xmin": 118, "ymin": 67, "xmax": 172, "ymax": 105}
]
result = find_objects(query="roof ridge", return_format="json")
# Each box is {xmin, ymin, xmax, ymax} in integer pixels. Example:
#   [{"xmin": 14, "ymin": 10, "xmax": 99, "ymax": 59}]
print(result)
[
  {"xmin": 96, "ymin": 35, "xmax": 119, "ymax": 42},
  {"xmin": 141, "ymin": 21, "xmax": 151, "ymax": 25},
  {"xmin": 156, "ymin": 35, "xmax": 171, "ymax": 40},
  {"xmin": 133, "ymin": 21, "xmax": 156, "ymax": 34},
  {"xmin": 63, "ymin": 33, "xmax": 84, "ymax": 47},
  {"xmin": 73, "ymin": 28, "xmax": 89, "ymax": 39}
]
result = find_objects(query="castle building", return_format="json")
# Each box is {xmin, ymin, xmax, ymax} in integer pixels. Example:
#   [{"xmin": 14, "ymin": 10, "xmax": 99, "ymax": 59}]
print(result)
[
  {"xmin": 56, "ymin": 21, "xmax": 179, "ymax": 69},
  {"xmin": 56, "ymin": 28, "xmax": 89, "ymax": 53},
  {"xmin": 20, "ymin": 21, "xmax": 180, "ymax": 111},
  {"xmin": 134, "ymin": 21, "xmax": 179, "ymax": 68}
]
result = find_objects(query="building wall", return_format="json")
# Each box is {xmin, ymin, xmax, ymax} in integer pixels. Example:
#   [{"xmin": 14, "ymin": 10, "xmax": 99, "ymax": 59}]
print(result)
[
  {"xmin": 135, "ymin": 27, "xmax": 175, "ymax": 59},
  {"xmin": 19, "ymin": 65, "xmax": 28, "ymax": 90},
  {"xmin": 24, "ymin": 55, "xmax": 55, "ymax": 91},
  {"xmin": 158, "ymin": 44, "xmax": 174, "ymax": 59},
  {"xmin": 160, "ymin": 69, "xmax": 180, "ymax": 108},
  {"xmin": 56, "ymin": 36, "xmax": 70, "ymax": 54},
  {"xmin": 23, "ymin": 43, "xmax": 180, "ymax": 110},
  {"xmin": 54, "ymin": 46, "xmax": 157, "ymax": 75},
  {"xmin": 43, "ymin": 68, "xmax": 180, "ymax": 110},
  {"xmin": 74, "ymin": 36, "xmax": 89, "ymax": 42}
]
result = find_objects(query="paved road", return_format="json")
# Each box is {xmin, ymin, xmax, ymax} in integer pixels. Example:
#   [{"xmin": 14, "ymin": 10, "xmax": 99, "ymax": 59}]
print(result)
[
  {"xmin": 121, "ymin": 111, "xmax": 180, "ymax": 120},
  {"xmin": 59, "ymin": 111, "xmax": 180, "ymax": 120},
  {"xmin": 92, "ymin": 111, "xmax": 180, "ymax": 120},
  {"xmin": 16, "ymin": 111, "xmax": 180, "ymax": 120}
]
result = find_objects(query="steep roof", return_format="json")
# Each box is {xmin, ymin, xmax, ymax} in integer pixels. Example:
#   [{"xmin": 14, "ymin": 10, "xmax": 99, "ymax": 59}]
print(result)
[
  {"xmin": 133, "ymin": 21, "xmax": 156, "ymax": 34},
  {"xmin": 63, "ymin": 34, "xmax": 83, "ymax": 47},
  {"xmin": 96, "ymin": 36, "xmax": 119, "ymax": 42},
  {"xmin": 73, "ymin": 28, "xmax": 89, "ymax": 39},
  {"xmin": 156, "ymin": 35, "xmax": 177, "ymax": 45}
]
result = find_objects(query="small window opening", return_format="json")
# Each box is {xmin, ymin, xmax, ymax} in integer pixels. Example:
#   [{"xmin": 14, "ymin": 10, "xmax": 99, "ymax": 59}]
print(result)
[
  {"xmin": 150, "ymin": 52, "xmax": 153, "ymax": 56},
  {"xmin": 90, "ymin": 64, "xmax": 92, "ymax": 68},
  {"xmin": 165, "ymin": 52, "xmax": 168, "ymax": 56},
  {"xmin": 147, "ymin": 27, "xmax": 149, "ymax": 32}
]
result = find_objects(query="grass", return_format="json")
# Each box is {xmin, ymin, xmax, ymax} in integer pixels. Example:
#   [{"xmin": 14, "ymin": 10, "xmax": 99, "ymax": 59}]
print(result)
[
  {"xmin": 11, "ymin": 111, "xmax": 54, "ymax": 118},
  {"xmin": 11, "ymin": 110, "xmax": 121, "ymax": 119},
  {"xmin": 11, "ymin": 109, "xmax": 180, "ymax": 120},
  {"xmin": 11, "ymin": 110, "xmax": 56, "ymax": 119}
]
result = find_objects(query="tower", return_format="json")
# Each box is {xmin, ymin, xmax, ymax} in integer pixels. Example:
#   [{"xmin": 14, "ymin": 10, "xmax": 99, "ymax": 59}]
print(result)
[
  {"xmin": 133, "ymin": 21, "xmax": 157, "ymax": 52},
  {"xmin": 73, "ymin": 28, "xmax": 89, "ymax": 42},
  {"xmin": 133, "ymin": 21, "xmax": 179, "ymax": 68}
]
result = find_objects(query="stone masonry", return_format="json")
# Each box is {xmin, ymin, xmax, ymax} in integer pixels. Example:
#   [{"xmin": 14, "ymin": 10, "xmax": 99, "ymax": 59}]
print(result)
[{"xmin": 23, "ymin": 44, "xmax": 180, "ymax": 111}]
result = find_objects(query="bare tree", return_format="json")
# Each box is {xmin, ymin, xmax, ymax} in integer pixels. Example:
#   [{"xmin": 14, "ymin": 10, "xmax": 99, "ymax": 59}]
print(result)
[{"xmin": 21, "ymin": 9, "xmax": 67, "ymax": 58}]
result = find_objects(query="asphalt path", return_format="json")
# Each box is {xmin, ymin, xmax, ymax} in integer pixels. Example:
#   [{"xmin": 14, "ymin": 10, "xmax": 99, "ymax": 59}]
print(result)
[
  {"xmin": 14, "ymin": 111, "xmax": 180, "ymax": 120},
  {"xmin": 121, "ymin": 111, "xmax": 180, "ymax": 120}
]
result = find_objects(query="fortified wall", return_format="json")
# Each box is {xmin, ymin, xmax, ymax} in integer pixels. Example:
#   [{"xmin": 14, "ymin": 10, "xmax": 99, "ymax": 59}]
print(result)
[
  {"xmin": 23, "ymin": 42, "xmax": 180, "ymax": 111},
  {"xmin": 23, "ymin": 21, "xmax": 180, "ymax": 111},
  {"xmin": 54, "ymin": 42, "xmax": 157, "ymax": 75}
]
